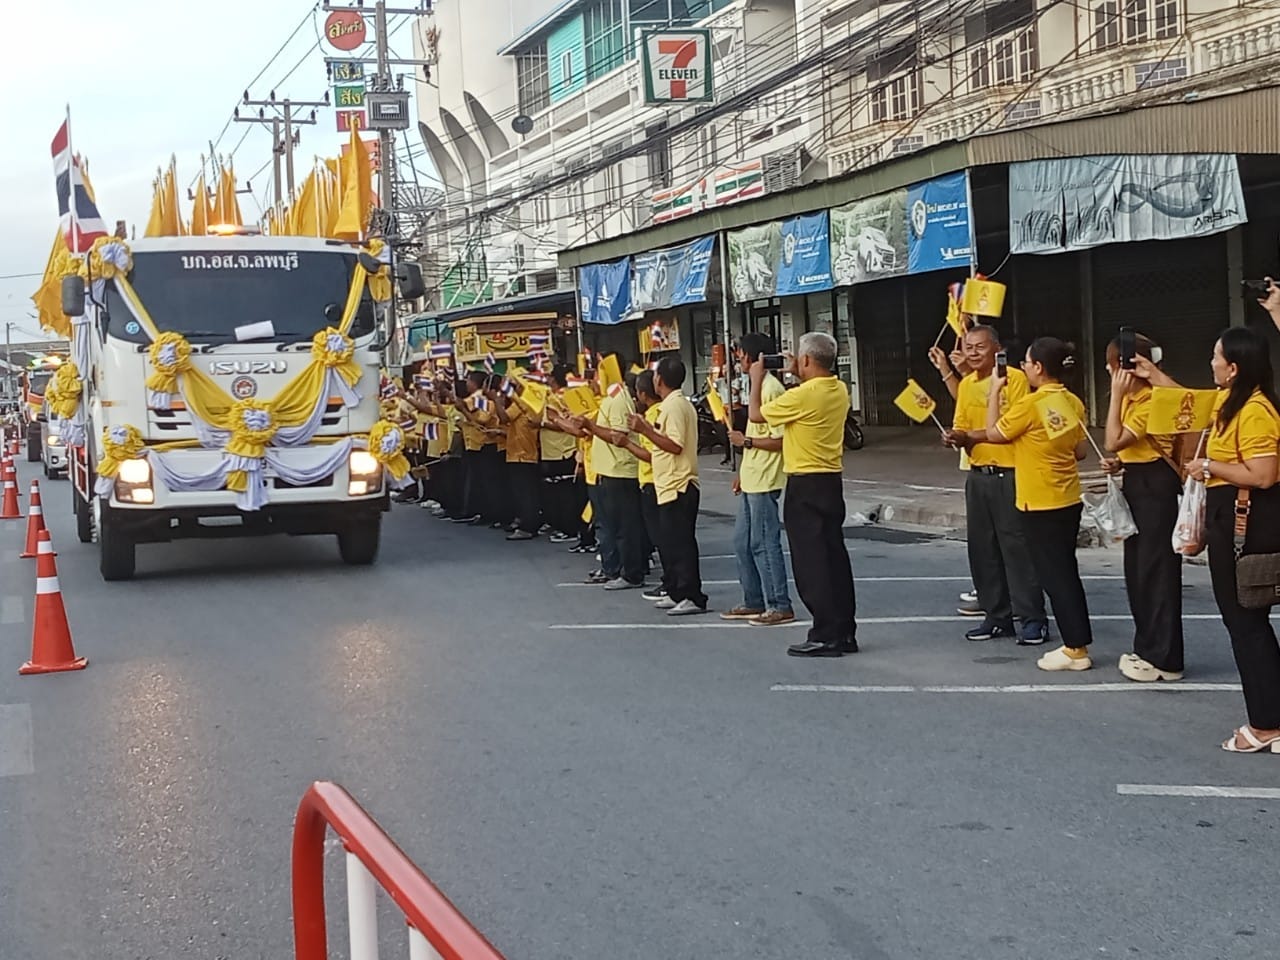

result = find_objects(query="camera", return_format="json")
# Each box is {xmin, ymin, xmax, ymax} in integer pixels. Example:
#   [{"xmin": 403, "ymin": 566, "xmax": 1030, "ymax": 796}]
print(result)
[
  {"xmin": 995, "ymin": 350, "xmax": 1007, "ymax": 379},
  {"xmin": 1242, "ymin": 279, "xmax": 1273, "ymax": 300},
  {"xmin": 762, "ymin": 354, "xmax": 786, "ymax": 371}
]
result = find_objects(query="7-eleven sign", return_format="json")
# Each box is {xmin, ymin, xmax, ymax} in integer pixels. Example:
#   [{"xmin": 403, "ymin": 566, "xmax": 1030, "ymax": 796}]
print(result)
[{"xmin": 642, "ymin": 30, "xmax": 713, "ymax": 104}]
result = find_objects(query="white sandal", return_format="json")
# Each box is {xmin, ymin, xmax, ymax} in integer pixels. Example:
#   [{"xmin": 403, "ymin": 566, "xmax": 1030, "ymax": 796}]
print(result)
[{"xmin": 1221, "ymin": 725, "xmax": 1280, "ymax": 754}]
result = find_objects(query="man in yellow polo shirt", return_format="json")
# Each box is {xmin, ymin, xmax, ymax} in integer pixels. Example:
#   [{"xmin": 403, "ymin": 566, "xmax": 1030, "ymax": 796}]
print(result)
[
  {"xmin": 629, "ymin": 356, "xmax": 706, "ymax": 614},
  {"xmin": 943, "ymin": 324, "xmax": 1048, "ymax": 645},
  {"xmin": 581, "ymin": 359, "xmax": 646, "ymax": 589},
  {"xmin": 753, "ymin": 331, "xmax": 856, "ymax": 658},
  {"xmin": 497, "ymin": 382, "xmax": 542, "ymax": 540}
]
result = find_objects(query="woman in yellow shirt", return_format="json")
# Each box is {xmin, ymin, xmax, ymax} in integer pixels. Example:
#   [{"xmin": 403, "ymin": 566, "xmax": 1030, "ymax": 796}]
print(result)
[
  {"xmin": 1101, "ymin": 333, "xmax": 1184, "ymax": 683},
  {"xmin": 982, "ymin": 337, "xmax": 1094, "ymax": 672},
  {"xmin": 1183, "ymin": 327, "xmax": 1280, "ymax": 753}
]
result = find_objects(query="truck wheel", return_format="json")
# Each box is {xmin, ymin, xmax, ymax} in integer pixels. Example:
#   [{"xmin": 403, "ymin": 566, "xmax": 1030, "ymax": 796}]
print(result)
[
  {"xmin": 337, "ymin": 515, "xmax": 381, "ymax": 565},
  {"xmin": 99, "ymin": 506, "xmax": 136, "ymax": 581},
  {"xmin": 74, "ymin": 484, "xmax": 94, "ymax": 544}
]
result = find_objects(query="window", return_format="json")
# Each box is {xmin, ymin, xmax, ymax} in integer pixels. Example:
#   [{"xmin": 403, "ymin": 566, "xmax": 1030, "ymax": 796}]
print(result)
[
  {"xmin": 603, "ymin": 164, "xmax": 622, "ymax": 206},
  {"xmin": 1154, "ymin": 0, "xmax": 1179, "ymax": 38},
  {"xmin": 1123, "ymin": 0, "xmax": 1151, "ymax": 43},
  {"xmin": 872, "ymin": 73, "xmax": 920, "ymax": 123},
  {"xmin": 969, "ymin": 48, "xmax": 989, "ymax": 91},
  {"xmin": 533, "ymin": 193, "xmax": 551, "ymax": 229},
  {"xmin": 968, "ymin": 15, "xmax": 1037, "ymax": 92},
  {"xmin": 516, "ymin": 45, "xmax": 550, "ymax": 115},
  {"xmin": 560, "ymin": 50, "xmax": 574, "ymax": 86},
  {"xmin": 1018, "ymin": 25, "xmax": 1039, "ymax": 78},
  {"xmin": 584, "ymin": 0, "xmax": 626, "ymax": 82},
  {"xmin": 994, "ymin": 38, "xmax": 1015, "ymax": 86},
  {"xmin": 646, "ymin": 121, "xmax": 672, "ymax": 187},
  {"xmin": 1094, "ymin": 2, "xmax": 1120, "ymax": 51}
]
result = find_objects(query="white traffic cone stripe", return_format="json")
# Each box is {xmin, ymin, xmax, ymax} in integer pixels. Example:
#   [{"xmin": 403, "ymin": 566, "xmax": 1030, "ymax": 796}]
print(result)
[
  {"xmin": 35, "ymin": 576, "xmax": 60, "ymax": 596},
  {"xmin": 30, "ymin": 506, "xmax": 41, "ymax": 515},
  {"xmin": 37, "ymin": 539, "xmax": 54, "ymax": 554}
]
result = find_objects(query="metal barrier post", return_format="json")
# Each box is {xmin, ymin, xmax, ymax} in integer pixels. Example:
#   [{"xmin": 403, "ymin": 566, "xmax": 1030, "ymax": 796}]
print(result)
[
  {"xmin": 409, "ymin": 925, "xmax": 444, "ymax": 960},
  {"xmin": 347, "ymin": 852, "xmax": 380, "ymax": 960}
]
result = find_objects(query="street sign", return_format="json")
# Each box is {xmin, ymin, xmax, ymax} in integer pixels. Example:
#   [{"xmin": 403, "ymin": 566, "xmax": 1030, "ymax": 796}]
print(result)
[
  {"xmin": 337, "ymin": 110, "xmax": 367, "ymax": 133},
  {"xmin": 367, "ymin": 91, "xmax": 412, "ymax": 131},
  {"xmin": 334, "ymin": 84, "xmax": 366, "ymax": 108},
  {"xmin": 641, "ymin": 30, "xmax": 713, "ymax": 104},
  {"xmin": 324, "ymin": 10, "xmax": 367, "ymax": 52},
  {"xmin": 331, "ymin": 60, "xmax": 366, "ymax": 82}
]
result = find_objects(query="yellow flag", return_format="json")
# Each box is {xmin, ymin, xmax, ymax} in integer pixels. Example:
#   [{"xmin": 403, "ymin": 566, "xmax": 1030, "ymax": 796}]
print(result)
[
  {"xmin": 1036, "ymin": 392, "xmax": 1081, "ymax": 439},
  {"xmin": 190, "ymin": 175, "xmax": 210, "ymax": 236},
  {"xmin": 596, "ymin": 353, "xmax": 623, "ymax": 391},
  {"xmin": 1147, "ymin": 387, "xmax": 1217, "ymax": 435},
  {"xmin": 562, "ymin": 385, "xmax": 599, "ymax": 418},
  {"xmin": 143, "ymin": 175, "xmax": 166, "ymax": 237},
  {"xmin": 213, "ymin": 165, "xmax": 243, "ymax": 226},
  {"xmin": 945, "ymin": 289, "xmax": 967, "ymax": 340},
  {"xmin": 581, "ymin": 501, "xmax": 593, "ymax": 524},
  {"xmin": 31, "ymin": 230, "xmax": 73, "ymax": 337},
  {"xmin": 333, "ymin": 128, "xmax": 373, "ymax": 241},
  {"xmin": 706, "ymin": 386, "xmax": 728, "ymax": 425},
  {"xmin": 513, "ymin": 375, "xmax": 549, "ymax": 416},
  {"xmin": 629, "ymin": 363, "xmax": 645, "ymax": 376},
  {"xmin": 893, "ymin": 379, "xmax": 937, "ymax": 424},
  {"xmin": 290, "ymin": 171, "xmax": 321, "ymax": 236}
]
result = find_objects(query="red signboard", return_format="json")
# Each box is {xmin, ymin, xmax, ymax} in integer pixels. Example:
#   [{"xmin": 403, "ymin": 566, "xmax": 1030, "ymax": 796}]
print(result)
[
  {"xmin": 337, "ymin": 110, "xmax": 366, "ymax": 133},
  {"xmin": 324, "ymin": 10, "xmax": 367, "ymax": 52}
]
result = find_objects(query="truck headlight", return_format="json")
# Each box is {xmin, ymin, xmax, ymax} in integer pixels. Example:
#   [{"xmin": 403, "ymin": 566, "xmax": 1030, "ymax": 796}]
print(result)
[
  {"xmin": 115, "ymin": 458, "xmax": 154, "ymax": 504},
  {"xmin": 348, "ymin": 450, "xmax": 383, "ymax": 496},
  {"xmin": 47, "ymin": 433, "xmax": 63, "ymax": 447}
]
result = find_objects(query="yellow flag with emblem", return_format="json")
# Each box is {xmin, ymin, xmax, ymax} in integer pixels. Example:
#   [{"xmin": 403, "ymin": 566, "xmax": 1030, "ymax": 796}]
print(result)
[
  {"xmin": 1147, "ymin": 387, "xmax": 1217, "ymax": 435},
  {"xmin": 512, "ymin": 374, "xmax": 549, "ymax": 416},
  {"xmin": 1036, "ymin": 392, "xmax": 1081, "ymax": 439},
  {"xmin": 562, "ymin": 385, "xmax": 599, "ymax": 418},
  {"xmin": 706, "ymin": 386, "xmax": 728, "ymax": 425},
  {"xmin": 893, "ymin": 379, "xmax": 937, "ymax": 424},
  {"xmin": 596, "ymin": 353, "xmax": 623, "ymax": 391}
]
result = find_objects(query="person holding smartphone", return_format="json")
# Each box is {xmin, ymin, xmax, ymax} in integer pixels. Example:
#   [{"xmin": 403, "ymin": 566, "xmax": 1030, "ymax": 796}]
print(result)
[
  {"xmin": 1100, "ymin": 332, "xmax": 1185, "ymax": 683},
  {"xmin": 979, "ymin": 338, "xmax": 1094, "ymax": 671},
  {"xmin": 943, "ymin": 325, "xmax": 1048, "ymax": 645}
]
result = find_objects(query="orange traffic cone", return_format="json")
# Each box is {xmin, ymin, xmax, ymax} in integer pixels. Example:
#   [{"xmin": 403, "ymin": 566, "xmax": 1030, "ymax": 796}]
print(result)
[
  {"xmin": 19, "ymin": 529, "xmax": 86, "ymax": 675},
  {"xmin": 0, "ymin": 457, "xmax": 20, "ymax": 520},
  {"xmin": 19, "ymin": 479, "xmax": 48, "ymax": 558}
]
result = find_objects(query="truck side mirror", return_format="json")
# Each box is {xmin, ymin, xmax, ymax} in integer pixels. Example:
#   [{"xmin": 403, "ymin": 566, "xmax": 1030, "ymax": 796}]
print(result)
[
  {"xmin": 61, "ymin": 275, "xmax": 86, "ymax": 318},
  {"xmin": 358, "ymin": 252, "xmax": 382, "ymax": 275},
  {"xmin": 396, "ymin": 262, "xmax": 425, "ymax": 301}
]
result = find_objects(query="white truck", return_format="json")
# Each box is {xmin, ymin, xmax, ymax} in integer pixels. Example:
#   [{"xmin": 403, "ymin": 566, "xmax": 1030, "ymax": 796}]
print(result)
[{"xmin": 60, "ymin": 234, "xmax": 421, "ymax": 581}]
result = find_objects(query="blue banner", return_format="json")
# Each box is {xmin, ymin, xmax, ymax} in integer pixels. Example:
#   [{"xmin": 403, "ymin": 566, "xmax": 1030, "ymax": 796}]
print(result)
[
  {"xmin": 578, "ymin": 256, "xmax": 633, "ymax": 325},
  {"xmin": 776, "ymin": 211, "xmax": 833, "ymax": 295},
  {"xmin": 631, "ymin": 235, "xmax": 715, "ymax": 312},
  {"xmin": 906, "ymin": 172, "xmax": 973, "ymax": 274}
]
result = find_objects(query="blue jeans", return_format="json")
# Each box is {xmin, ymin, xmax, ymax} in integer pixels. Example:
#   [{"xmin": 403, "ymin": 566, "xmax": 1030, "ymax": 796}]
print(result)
[{"xmin": 734, "ymin": 490, "xmax": 792, "ymax": 612}]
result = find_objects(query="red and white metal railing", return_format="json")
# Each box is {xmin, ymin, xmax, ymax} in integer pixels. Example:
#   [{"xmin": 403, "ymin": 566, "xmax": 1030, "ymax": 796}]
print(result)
[{"xmin": 293, "ymin": 781, "xmax": 507, "ymax": 960}]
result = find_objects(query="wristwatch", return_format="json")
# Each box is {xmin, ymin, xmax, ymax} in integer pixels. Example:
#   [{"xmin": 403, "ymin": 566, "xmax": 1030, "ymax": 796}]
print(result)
[{"xmin": 744, "ymin": 437, "xmax": 755, "ymax": 450}]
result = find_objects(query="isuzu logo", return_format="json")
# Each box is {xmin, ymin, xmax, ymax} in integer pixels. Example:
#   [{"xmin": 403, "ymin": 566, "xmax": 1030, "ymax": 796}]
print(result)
[{"xmin": 209, "ymin": 360, "xmax": 289, "ymax": 375}]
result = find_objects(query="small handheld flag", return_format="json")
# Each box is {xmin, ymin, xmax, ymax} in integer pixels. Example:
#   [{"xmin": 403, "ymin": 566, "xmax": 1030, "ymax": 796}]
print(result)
[
  {"xmin": 894, "ymin": 379, "xmax": 944, "ymax": 432},
  {"xmin": 528, "ymin": 333, "xmax": 550, "ymax": 353},
  {"xmin": 473, "ymin": 395, "xmax": 489, "ymax": 412},
  {"xmin": 606, "ymin": 382, "xmax": 625, "ymax": 399},
  {"xmin": 1036, "ymin": 393, "xmax": 1081, "ymax": 440},
  {"xmin": 380, "ymin": 381, "xmax": 399, "ymax": 399},
  {"xmin": 1147, "ymin": 387, "xmax": 1217, "ymax": 435},
  {"xmin": 483, "ymin": 351, "xmax": 496, "ymax": 373},
  {"xmin": 706, "ymin": 387, "xmax": 728, "ymax": 425},
  {"xmin": 426, "ymin": 422, "xmax": 440, "ymax": 441},
  {"xmin": 501, "ymin": 378, "xmax": 516, "ymax": 398},
  {"xmin": 429, "ymin": 342, "xmax": 453, "ymax": 359}
]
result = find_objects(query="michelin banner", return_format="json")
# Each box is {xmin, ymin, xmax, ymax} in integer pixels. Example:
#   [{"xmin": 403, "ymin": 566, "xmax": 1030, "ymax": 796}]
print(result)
[
  {"xmin": 578, "ymin": 256, "xmax": 633, "ymax": 325},
  {"xmin": 728, "ymin": 212, "xmax": 833, "ymax": 302},
  {"xmin": 631, "ymin": 235, "xmax": 715, "ymax": 312},
  {"xmin": 1009, "ymin": 154, "xmax": 1248, "ymax": 254},
  {"xmin": 907, "ymin": 171, "xmax": 973, "ymax": 274}
]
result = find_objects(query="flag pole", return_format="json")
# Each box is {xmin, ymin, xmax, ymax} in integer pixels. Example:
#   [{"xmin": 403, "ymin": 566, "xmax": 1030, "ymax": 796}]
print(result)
[
  {"xmin": 929, "ymin": 411, "xmax": 948, "ymax": 436},
  {"xmin": 65, "ymin": 105, "xmax": 81, "ymax": 255}
]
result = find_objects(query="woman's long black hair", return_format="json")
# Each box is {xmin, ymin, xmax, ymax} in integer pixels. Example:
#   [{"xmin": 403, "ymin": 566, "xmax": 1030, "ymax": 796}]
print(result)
[{"xmin": 1217, "ymin": 326, "xmax": 1280, "ymax": 432}]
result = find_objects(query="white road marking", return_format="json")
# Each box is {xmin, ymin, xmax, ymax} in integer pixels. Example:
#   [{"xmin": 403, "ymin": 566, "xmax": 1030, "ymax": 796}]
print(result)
[
  {"xmin": 0, "ymin": 704, "xmax": 34, "ymax": 777},
  {"xmin": 772, "ymin": 682, "xmax": 1242, "ymax": 694},
  {"xmin": 555, "ymin": 576, "xmax": 1125, "ymax": 587},
  {"xmin": 549, "ymin": 620, "xmax": 812, "ymax": 631},
  {"xmin": 2, "ymin": 596, "xmax": 23, "ymax": 625},
  {"xmin": 1117, "ymin": 784, "xmax": 1280, "ymax": 800}
]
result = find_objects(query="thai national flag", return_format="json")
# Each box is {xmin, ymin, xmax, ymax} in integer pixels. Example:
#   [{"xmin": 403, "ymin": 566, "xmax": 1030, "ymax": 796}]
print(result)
[
  {"xmin": 426, "ymin": 422, "xmax": 440, "ymax": 441},
  {"xmin": 429, "ymin": 342, "xmax": 453, "ymax": 359},
  {"xmin": 483, "ymin": 351, "xmax": 496, "ymax": 373},
  {"xmin": 527, "ymin": 334, "xmax": 549, "ymax": 354},
  {"xmin": 51, "ymin": 119, "xmax": 108, "ymax": 254}
]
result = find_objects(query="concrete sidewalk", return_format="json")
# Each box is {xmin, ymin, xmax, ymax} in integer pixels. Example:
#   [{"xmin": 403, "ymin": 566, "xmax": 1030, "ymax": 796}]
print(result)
[{"xmin": 697, "ymin": 425, "xmax": 969, "ymax": 534}]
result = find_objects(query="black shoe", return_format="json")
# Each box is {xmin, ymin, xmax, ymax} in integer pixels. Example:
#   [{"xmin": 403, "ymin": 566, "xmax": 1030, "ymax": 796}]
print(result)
[
  {"xmin": 966, "ymin": 620, "xmax": 1015, "ymax": 642},
  {"xmin": 450, "ymin": 514, "xmax": 481, "ymax": 524},
  {"xmin": 641, "ymin": 587, "xmax": 668, "ymax": 601},
  {"xmin": 584, "ymin": 569, "xmax": 609, "ymax": 584},
  {"xmin": 840, "ymin": 638, "xmax": 859, "ymax": 654},
  {"xmin": 787, "ymin": 641, "xmax": 845, "ymax": 658}
]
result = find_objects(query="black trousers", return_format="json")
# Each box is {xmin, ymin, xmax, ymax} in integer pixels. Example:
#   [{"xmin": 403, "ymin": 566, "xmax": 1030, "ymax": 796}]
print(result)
[
  {"xmin": 541, "ymin": 456, "xmax": 577, "ymax": 534},
  {"xmin": 597, "ymin": 475, "xmax": 646, "ymax": 584},
  {"xmin": 1121, "ymin": 460, "xmax": 1184, "ymax": 672},
  {"xmin": 966, "ymin": 469, "xmax": 1045, "ymax": 626},
  {"xmin": 508, "ymin": 461, "xmax": 541, "ymax": 533},
  {"xmin": 425, "ymin": 455, "xmax": 461, "ymax": 513},
  {"xmin": 483, "ymin": 446, "xmax": 511, "ymax": 524},
  {"xmin": 1021, "ymin": 504, "xmax": 1093, "ymax": 649},
  {"xmin": 1207, "ymin": 485, "xmax": 1280, "ymax": 730},
  {"xmin": 658, "ymin": 485, "xmax": 705, "ymax": 606},
  {"xmin": 461, "ymin": 448, "xmax": 486, "ymax": 518},
  {"xmin": 640, "ymin": 484, "xmax": 671, "ymax": 594},
  {"xmin": 784, "ymin": 473, "xmax": 856, "ymax": 647}
]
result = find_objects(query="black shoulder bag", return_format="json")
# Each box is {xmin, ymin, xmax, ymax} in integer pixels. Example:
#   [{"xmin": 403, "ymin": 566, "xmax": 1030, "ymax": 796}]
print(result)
[{"xmin": 1234, "ymin": 489, "xmax": 1280, "ymax": 609}]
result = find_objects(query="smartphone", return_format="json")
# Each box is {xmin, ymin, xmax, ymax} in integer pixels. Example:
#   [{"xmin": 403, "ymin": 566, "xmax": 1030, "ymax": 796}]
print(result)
[
  {"xmin": 1118, "ymin": 327, "xmax": 1136, "ymax": 370},
  {"xmin": 1242, "ymin": 279, "xmax": 1272, "ymax": 300},
  {"xmin": 995, "ymin": 350, "xmax": 1007, "ymax": 379},
  {"xmin": 762, "ymin": 354, "xmax": 786, "ymax": 371}
]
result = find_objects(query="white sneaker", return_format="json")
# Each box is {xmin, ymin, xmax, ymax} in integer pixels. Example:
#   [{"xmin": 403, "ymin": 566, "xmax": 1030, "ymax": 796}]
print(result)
[
  {"xmin": 603, "ymin": 577, "xmax": 643, "ymax": 591},
  {"xmin": 654, "ymin": 597, "xmax": 677, "ymax": 609},
  {"xmin": 959, "ymin": 590, "xmax": 978, "ymax": 603},
  {"xmin": 1118, "ymin": 654, "xmax": 1183, "ymax": 683},
  {"xmin": 1037, "ymin": 645, "xmax": 1092, "ymax": 672},
  {"xmin": 667, "ymin": 599, "xmax": 708, "ymax": 616}
]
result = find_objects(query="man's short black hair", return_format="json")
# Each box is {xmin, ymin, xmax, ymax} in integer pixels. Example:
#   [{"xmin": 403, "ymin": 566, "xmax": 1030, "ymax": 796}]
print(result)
[
  {"xmin": 636, "ymin": 370, "xmax": 657, "ymax": 400},
  {"xmin": 466, "ymin": 370, "xmax": 487, "ymax": 391},
  {"xmin": 739, "ymin": 332, "xmax": 775, "ymax": 363},
  {"xmin": 549, "ymin": 363, "xmax": 571, "ymax": 389},
  {"xmin": 655, "ymin": 356, "xmax": 686, "ymax": 390}
]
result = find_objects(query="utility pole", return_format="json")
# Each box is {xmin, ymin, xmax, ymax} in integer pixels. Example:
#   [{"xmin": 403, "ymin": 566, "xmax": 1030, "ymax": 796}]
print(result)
[{"xmin": 234, "ymin": 92, "xmax": 328, "ymax": 209}]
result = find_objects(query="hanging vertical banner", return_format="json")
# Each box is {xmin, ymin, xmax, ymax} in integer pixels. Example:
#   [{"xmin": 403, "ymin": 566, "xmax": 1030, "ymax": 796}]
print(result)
[
  {"xmin": 1009, "ymin": 154, "xmax": 1248, "ymax": 254},
  {"xmin": 907, "ymin": 172, "xmax": 973, "ymax": 274},
  {"xmin": 631, "ymin": 235, "xmax": 714, "ymax": 312},
  {"xmin": 727, "ymin": 213, "xmax": 832, "ymax": 301},
  {"xmin": 579, "ymin": 257, "xmax": 633, "ymax": 325},
  {"xmin": 831, "ymin": 189, "xmax": 908, "ymax": 287}
]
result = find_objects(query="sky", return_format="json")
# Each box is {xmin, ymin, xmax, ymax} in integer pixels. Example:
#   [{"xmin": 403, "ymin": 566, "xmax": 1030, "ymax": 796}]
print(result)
[{"xmin": 1, "ymin": 0, "xmax": 428, "ymax": 344}]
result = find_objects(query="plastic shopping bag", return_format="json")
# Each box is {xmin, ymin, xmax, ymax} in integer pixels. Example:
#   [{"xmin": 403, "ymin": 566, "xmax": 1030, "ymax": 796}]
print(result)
[
  {"xmin": 1172, "ymin": 475, "xmax": 1207, "ymax": 557},
  {"xmin": 1081, "ymin": 478, "xmax": 1138, "ymax": 545}
]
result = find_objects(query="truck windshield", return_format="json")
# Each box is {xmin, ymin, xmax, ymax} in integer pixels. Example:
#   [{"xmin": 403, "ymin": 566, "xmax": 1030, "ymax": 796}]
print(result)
[
  {"xmin": 103, "ymin": 249, "xmax": 377, "ymax": 345},
  {"xmin": 27, "ymin": 373, "xmax": 52, "ymax": 395}
]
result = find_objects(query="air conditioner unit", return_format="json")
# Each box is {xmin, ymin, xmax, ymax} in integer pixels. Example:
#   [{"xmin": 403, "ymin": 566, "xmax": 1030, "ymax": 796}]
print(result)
[{"xmin": 762, "ymin": 148, "xmax": 802, "ymax": 193}]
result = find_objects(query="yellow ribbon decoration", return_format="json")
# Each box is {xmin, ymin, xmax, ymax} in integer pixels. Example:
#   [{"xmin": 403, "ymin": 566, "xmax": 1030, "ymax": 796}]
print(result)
[
  {"xmin": 145, "ymin": 332, "xmax": 195, "ymax": 396},
  {"xmin": 311, "ymin": 327, "xmax": 361, "ymax": 385},
  {"xmin": 224, "ymin": 398, "xmax": 278, "ymax": 460},
  {"xmin": 367, "ymin": 420, "xmax": 411, "ymax": 481},
  {"xmin": 366, "ymin": 238, "xmax": 392, "ymax": 303},
  {"xmin": 78, "ymin": 237, "xmax": 133, "ymax": 282},
  {"xmin": 95, "ymin": 424, "xmax": 145, "ymax": 479},
  {"xmin": 44, "ymin": 361, "xmax": 84, "ymax": 420}
]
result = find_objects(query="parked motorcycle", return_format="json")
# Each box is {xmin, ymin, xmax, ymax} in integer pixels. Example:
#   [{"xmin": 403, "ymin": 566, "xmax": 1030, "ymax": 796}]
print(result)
[{"xmin": 844, "ymin": 410, "xmax": 865, "ymax": 451}]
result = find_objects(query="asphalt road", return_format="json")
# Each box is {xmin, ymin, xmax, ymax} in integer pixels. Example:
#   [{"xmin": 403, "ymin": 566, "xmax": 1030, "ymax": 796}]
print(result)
[{"xmin": 1, "ymin": 458, "xmax": 1278, "ymax": 960}]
